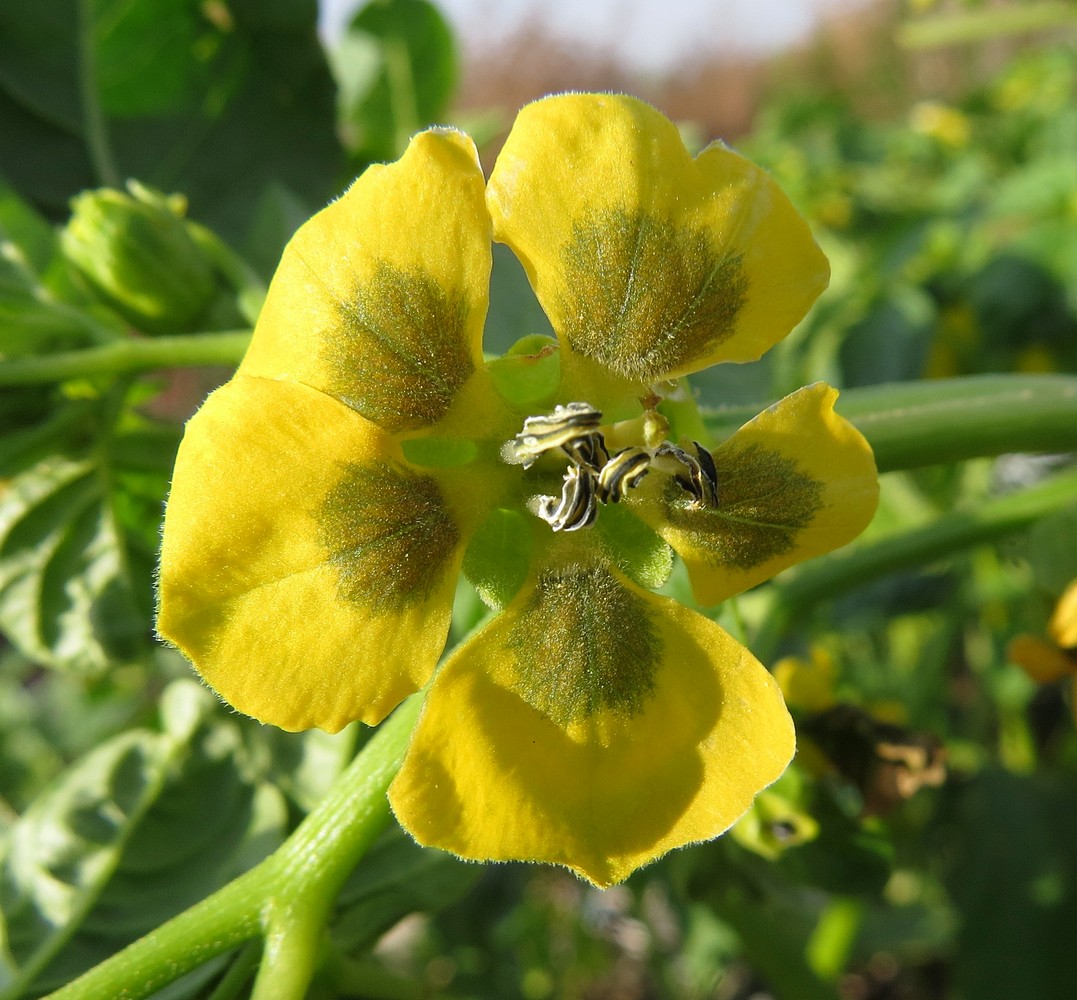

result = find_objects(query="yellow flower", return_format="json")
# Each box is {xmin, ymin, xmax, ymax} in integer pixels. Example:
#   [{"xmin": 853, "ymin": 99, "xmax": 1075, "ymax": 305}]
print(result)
[
  {"xmin": 908, "ymin": 101, "xmax": 970, "ymax": 149},
  {"xmin": 774, "ymin": 646, "xmax": 838, "ymax": 713},
  {"xmin": 157, "ymin": 94, "xmax": 879, "ymax": 886},
  {"xmin": 1009, "ymin": 579, "xmax": 1077, "ymax": 725}
]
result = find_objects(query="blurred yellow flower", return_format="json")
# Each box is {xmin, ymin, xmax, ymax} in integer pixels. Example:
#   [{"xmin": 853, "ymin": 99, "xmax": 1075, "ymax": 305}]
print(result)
[
  {"xmin": 909, "ymin": 101, "xmax": 970, "ymax": 149},
  {"xmin": 1008, "ymin": 580, "xmax": 1077, "ymax": 725},
  {"xmin": 774, "ymin": 646, "xmax": 838, "ymax": 713}
]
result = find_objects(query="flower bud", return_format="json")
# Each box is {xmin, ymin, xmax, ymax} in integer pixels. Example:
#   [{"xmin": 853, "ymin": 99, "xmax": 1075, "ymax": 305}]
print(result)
[{"xmin": 62, "ymin": 181, "xmax": 216, "ymax": 334}]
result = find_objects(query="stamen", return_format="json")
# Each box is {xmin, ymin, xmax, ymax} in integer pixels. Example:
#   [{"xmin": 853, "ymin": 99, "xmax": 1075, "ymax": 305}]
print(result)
[
  {"xmin": 501, "ymin": 402, "xmax": 603, "ymax": 467},
  {"xmin": 533, "ymin": 464, "xmax": 598, "ymax": 532},
  {"xmin": 597, "ymin": 447, "xmax": 651, "ymax": 503},
  {"xmin": 506, "ymin": 402, "xmax": 720, "ymax": 530},
  {"xmin": 656, "ymin": 441, "xmax": 719, "ymax": 508}
]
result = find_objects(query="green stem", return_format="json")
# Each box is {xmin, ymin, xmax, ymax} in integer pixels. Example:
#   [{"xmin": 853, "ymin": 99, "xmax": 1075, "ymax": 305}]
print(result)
[
  {"xmin": 205, "ymin": 944, "xmax": 261, "ymax": 1000},
  {"xmin": 753, "ymin": 467, "xmax": 1077, "ymax": 661},
  {"xmin": 44, "ymin": 695, "xmax": 424, "ymax": 1000},
  {"xmin": 703, "ymin": 375, "xmax": 1077, "ymax": 472},
  {"xmin": 76, "ymin": 0, "xmax": 119, "ymax": 187},
  {"xmin": 898, "ymin": 1, "xmax": 1077, "ymax": 48},
  {"xmin": 187, "ymin": 222, "xmax": 268, "ymax": 323},
  {"xmin": 0, "ymin": 331, "xmax": 251, "ymax": 386}
]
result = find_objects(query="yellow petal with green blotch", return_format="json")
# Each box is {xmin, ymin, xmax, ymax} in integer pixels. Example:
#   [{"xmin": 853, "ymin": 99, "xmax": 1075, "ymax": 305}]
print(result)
[
  {"xmin": 240, "ymin": 128, "xmax": 490, "ymax": 434},
  {"xmin": 486, "ymin": 93, "xmax": 829, "ymax": 385},
  {"xmin": 389, "ymin": 563, "xmax": 794, "ymax": 887},
  {"xmin": 651, "ymin": 382, "xmax": 878, "ymax": 606},
  {"xmin": 157, "ymin": 374, "xmax": 467, "ymax": 731}
]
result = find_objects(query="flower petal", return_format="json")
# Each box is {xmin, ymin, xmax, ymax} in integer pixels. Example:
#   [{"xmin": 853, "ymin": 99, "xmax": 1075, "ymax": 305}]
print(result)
[
  {"xmin": 390, "ymin": 564, "xmax": 794, "ymax": 887},
  {"xmin": 1049, "ymin": 579, "xmax": 1077, "ymax": 651},
  {"xmin": 486, "ymin": 93, "xmax": 828, "ymax": 385},
  {"xmin": 650, "ymin": 383, "xmax": 878, "ymax": 606},
  {"xmin": 157, "ymin": 374, "xmax": 467, "ymax": 731},
  {"xmin": 240, "ymin": 128, "xmax": 491, "ymax": 434}
]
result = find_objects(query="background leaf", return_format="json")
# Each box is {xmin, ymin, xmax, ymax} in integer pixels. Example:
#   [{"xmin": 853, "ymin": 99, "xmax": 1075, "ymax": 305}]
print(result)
[
  {"xmin": 0, "ymin": 454, "xmax": 150, "ymax": 675},
  {"xmin": 331, "ymin": 0, "xmax": 458, "ymax": 163},
  {"xmin": 0, "ymin": 682, "xmax": 287, "ymax": 996},
  {"xmin": 0, "ymin": 0, "xmax": 343, "ymax": 244}
]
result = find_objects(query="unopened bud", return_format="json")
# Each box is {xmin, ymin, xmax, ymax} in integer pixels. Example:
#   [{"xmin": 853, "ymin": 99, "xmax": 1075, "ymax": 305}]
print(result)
[{"xmin": 62, "ymin": 181, "xmax": 216, "ymax": 334}]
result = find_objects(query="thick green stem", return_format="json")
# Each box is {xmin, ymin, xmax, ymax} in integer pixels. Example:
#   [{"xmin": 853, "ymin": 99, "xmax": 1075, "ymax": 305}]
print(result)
[
  {"xmin": 0, "ymin": 332, "xmax": 251, "ymax": 386},
  {"xmin": 753, "ymin": 468, "xmax": 1077, "ymax": 661},
  {"xmin": 44, "ymin": 695, "xmax": 424, "ymax": 1000},
  {"xmin": 704, "ymin": 375, "xmax": 1077, "ymax": 472}
]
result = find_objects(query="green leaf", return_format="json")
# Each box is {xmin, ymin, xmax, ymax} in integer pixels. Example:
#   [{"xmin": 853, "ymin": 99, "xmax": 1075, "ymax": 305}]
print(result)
[
  {"xmin": 240, "ymin": 181, "xmax": 316, "ymax": 282},
  {"xmin": 0, "ymin": 682, "xmax": 287, "ymax": 996},
  {"xmin": 776, "ymin": 787, "xmax": 894, "ymax": 897},
  {"xmin": 486, "ymin": 334, "xmax": 561, "ymax": 409},
  {"xmin": 0, "ymin": 454, "xmax": 149, "ymax": 674},
  {"xmin": 332, "ymin": 824, "xmax": 478, "ymax": 954},
  {"xmin": 839, "ymin": 286, "xmax": 936, "ymax": 387},
  {"xmin": 332, "ymin": 0, "xmax": 458, "ymax": 162},
  {"xmin": 0, "ymin": 0, "xmax": 342, "ymax": 242},
  {"xmin": 939, "ymin": 768, "xmax": 1077, "ymax": 1000},
  {"xmin": 0, "ymin": 729, "xmax": 168, "ymax": 995},
  {"xmin": 93, "ymin": 0, "xmax": 198, "ymax": 118},
  {"xmin": 0, "ymin": 177, "xmax": 57, "ymax": 276},
  {"xmin": 1026, "ymin": 505, "xmax": 1077, "ymax": 597}
]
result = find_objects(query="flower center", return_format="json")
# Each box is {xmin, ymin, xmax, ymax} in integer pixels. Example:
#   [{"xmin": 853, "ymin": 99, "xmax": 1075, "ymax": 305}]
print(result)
[{"xmin": 501, "ymin": 402, "xmax": 720, "ymax": 532}]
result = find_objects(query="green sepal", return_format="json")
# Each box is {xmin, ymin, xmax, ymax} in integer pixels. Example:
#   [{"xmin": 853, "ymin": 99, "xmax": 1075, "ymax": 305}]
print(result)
[
  {"xmin": 400, "ymin": 436, "xmax": 478, "ymax": 468},
  {"xmin": 486, "ymin": 335, "xmax": 561, "ymax": 408},
  {"xmin": 461, "ymin": 507, "xmax": 533, "ymax": 609},
  {"xmin": 595, "ymin": 502, "xmax": 674, "ymax": 590}
]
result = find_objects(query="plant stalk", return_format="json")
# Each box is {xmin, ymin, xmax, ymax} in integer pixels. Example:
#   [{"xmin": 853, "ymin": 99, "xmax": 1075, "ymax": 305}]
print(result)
[{"xmin": 43, "ymin": 695, "xmax": 423, "ymax": 1000}]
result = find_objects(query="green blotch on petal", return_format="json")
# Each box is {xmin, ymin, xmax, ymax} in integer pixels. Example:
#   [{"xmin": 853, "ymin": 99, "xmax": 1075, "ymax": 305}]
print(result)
[
  {"xmin": 558, "ymin": 208, "xmax": 748, "ymax": 382},
  {"xmin": 323, "ymin": 262, "xmax": 474, "ymax": 432},
  {"xmin": 319, "ymin": 461, "xmax": 459, "ymax": 611},
  {"xmin": 668, "ymin": 441, "xmax": 824, "ymax": 570},
  {"xmin": 596, "ymin": 503, "xmax": 674, "ymax": 591},
  {"xmin": 507, "ymin": 566, "xmax": 661, "ymax": 726},
  {"xmin": 462, "ymin": 508, "xmax": 533, "ymax": 609}
]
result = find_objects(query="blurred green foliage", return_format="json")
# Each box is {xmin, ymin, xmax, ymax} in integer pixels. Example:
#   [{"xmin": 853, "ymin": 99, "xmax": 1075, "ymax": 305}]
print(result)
[{"xmin": 0, "ymin": 0, "xmax": 1075, "ymax": 997}]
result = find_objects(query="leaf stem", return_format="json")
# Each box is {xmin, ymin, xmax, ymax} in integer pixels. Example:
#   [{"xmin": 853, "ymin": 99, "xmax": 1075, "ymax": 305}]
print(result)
[
  {"xmin": 76, "ymin": 0, "xmax": 119, "ymax": 187},
  {"xmin": 43, "ymin": 695, "xmax": 424, "ymax": 1000},
  {"xmin": 0, "ymin": 332, "xmax": 252, "ymax": 386},
  {"xmin": 703, "ymin": 375, "xmax": 1077, "ymax": 471}
]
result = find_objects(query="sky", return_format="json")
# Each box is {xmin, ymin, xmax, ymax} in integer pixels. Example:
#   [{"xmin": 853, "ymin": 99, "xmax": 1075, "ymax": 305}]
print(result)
[{"xmin": 320, "ymin": 0, "xmax": 860, "ymax": 73}]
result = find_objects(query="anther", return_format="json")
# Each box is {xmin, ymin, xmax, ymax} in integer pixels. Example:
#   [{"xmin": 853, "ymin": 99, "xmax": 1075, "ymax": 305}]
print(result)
[
  {"xmin": 655, "ymin": 441, "xmax": 720, "ymax": 508},
  {"xmin": 533, "ymin": 464, "xmax": 598, "ymax": 532},
  {"xmin": 501, "ymin": 402, "xmax": 603, "ymax": 468},
  {"xmin": 596, "ymin": 447, "xmax": 651, "ymax": 503},
  {"xmin": 506, "ymin": 403, "xmax": 720, "ymax": 532}
]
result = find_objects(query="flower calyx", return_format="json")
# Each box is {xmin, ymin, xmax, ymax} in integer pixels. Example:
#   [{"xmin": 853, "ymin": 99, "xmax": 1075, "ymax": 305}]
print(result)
[{"xmin": 502, "ymin": 401, "xmax": 721, "ymax": 533}]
